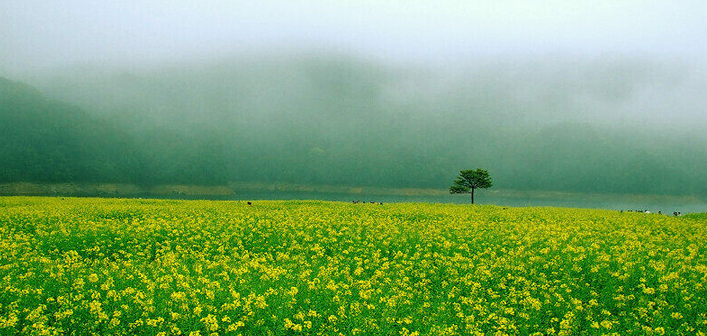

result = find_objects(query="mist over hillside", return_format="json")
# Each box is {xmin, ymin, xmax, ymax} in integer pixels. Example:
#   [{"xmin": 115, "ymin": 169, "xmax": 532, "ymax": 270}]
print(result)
[
  {"xmin": 0, "ymin": 76, "xmax": 228, "ymax": 186},
  {"xmin": 5, "ymin": 52, "xmax": 706, "ymax": 197}
]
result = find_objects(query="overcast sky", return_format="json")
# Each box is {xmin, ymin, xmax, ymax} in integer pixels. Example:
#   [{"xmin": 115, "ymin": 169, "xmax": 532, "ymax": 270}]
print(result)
[{"xmin": 2, "ymin": 0, "xmax": 707, "ymax": 72}]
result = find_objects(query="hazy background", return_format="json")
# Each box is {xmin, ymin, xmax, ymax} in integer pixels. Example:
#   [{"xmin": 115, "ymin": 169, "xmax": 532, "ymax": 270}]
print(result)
[
  {"xmin": 3, "ymin": 1, "xmax": 707, "ymax": 69},
  {"xmin": 2, "ymin": 1, "xmax": 707, "ymax": 200}
]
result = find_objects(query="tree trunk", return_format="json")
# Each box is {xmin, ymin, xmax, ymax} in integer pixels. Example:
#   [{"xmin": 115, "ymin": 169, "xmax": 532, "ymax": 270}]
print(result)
[{"xmin": 471, "ymin": 187, "xmax": 475, "ymax": 204}]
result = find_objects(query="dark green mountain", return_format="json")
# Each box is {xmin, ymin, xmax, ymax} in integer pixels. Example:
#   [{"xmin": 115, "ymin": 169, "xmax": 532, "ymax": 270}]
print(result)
[
  {"xmin": 5, "ymin": 53, "xmax": 707, "ymax": 197},
  {"xmin": 0, "ymin": 77, "xmax": 227, "ymax": 186},
  {"xmin": 1, "ymin": 76, "xmax": 129, "ymax": 182}
]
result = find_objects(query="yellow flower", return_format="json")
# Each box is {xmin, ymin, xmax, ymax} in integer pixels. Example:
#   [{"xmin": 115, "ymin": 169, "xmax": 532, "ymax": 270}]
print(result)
[
  {"xmin": 201, "ymin": 314, "xmax": 219, "ymax": 332},
  {"xmin": 87, "ymin": 273, "xmax": 99, "ymax": 283},
  {"xmin": 600, "ymin": 320, "xmax": 613, "ymax": 329}
]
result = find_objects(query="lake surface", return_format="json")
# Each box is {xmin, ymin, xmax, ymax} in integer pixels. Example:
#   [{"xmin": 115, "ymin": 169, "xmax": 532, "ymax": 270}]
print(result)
[{"xmin": 225, "ymin": 190, "xmax": 707, "ymax": 214}]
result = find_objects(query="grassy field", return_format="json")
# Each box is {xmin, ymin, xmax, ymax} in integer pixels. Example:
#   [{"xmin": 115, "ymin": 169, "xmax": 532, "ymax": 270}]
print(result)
[{"xmin": 1, "ymin": 197, "xmax": 706, "ymax": 335}]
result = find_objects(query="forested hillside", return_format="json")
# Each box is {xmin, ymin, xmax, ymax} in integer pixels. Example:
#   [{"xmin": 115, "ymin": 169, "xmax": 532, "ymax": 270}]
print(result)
[
  {"xmin": 4, "ymin": 54, "xmax": 707, "ymax": 196},
  {"xmin": 0, "ymin": 77, "xmax": 227, "ymax": 186},
  {"xmin": 1, "ymin": 77, "xmax": 129, "ymax": 183}
]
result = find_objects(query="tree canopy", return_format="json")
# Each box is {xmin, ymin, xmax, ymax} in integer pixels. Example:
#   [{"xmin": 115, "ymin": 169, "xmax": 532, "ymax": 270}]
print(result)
[{"xmin": 450, "ymin": 169, "xmax": 493, "ymax": 204}]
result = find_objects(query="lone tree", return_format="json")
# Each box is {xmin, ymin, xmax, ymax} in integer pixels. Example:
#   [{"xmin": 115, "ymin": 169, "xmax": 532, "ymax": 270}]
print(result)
[{"xmin": 450, "ymin": 168, "xmax": 493, "ymax": 204}]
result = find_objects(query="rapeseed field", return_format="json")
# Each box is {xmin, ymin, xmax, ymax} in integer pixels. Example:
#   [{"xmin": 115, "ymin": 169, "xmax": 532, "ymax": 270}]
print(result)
[{"xmin": 1, "ymin": 196, "xmax": 706, "ymax": 335}]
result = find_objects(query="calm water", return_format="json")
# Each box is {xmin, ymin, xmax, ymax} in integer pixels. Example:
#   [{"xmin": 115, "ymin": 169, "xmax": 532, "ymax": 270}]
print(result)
[{"xmin": 223, "ymin": 190, "xmax": 707, "ymax": 214}]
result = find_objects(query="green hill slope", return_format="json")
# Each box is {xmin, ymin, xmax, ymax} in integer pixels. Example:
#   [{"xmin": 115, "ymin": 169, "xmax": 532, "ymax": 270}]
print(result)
[
  {"xmin": 1, "ymin": 77, "xmax": 228, "ymax": 186},
  {"xmin": 0, "ymin": 77, "xmax": 134, "ymax": 182},
  {"xmin": 5, "ymin": 56, "xmax": 707, "ymax": 198}
]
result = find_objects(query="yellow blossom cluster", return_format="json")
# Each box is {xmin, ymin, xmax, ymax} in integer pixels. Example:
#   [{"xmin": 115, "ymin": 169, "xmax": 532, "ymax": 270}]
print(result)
[{"xmin": 1, "ymin": 196, "xmax": 706, "ymax": 335}]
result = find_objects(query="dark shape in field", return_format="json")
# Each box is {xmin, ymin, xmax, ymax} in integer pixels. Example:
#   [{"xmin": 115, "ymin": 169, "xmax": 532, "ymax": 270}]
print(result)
[{"xmin": 351, "ymin": 200, "xmax": 383, "ymax": 205}]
